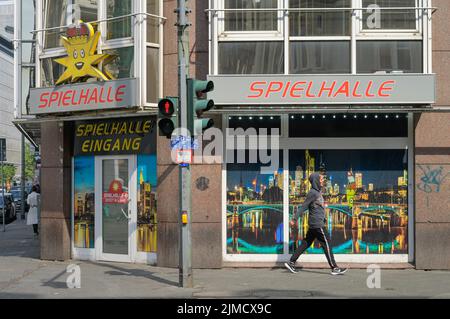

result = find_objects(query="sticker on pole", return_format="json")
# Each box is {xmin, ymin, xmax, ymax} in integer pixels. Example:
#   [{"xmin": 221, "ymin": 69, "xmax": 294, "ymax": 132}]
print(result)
[
  {"xmin": 170, "ymin": 135, "xmax": 199, "ymax": 151},
  {"xmin": 176, "ymin": 149, "xmax": 192, "ymax": 165}
]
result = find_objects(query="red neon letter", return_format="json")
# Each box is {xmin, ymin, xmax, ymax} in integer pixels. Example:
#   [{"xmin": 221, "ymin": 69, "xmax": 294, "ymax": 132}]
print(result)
[
  {"xmin": 318, "ymin": 81, "xmax": 337, "ymax": 98},
  {"xmin": 290, "ymin": 81, "xmax": 306, "ymax": 98},
  {"xmin": 379, "ymin": 80, "xmax": 395, "ymax": 97},
  {"xmin": 306, "ymin": 82, "xmax": 316, "ymax": 98},
  {"xmin": 365, "ymin": 81, "xmax": 375, "ymax": 97},
  {"xmin": 333, "ymin": 81, "xmax": 350, "ymax": 98},
  {"xmin": 282, "ymin": 81, "xmax": 291, "ymax": 98},
  {"xmin": 248, "ymin": 81, "xmax": 266, "ymax": 98},
  {"xmin": 49, "ymin": 92, "xmax": 59, "ymax": 106},
  {"xmin": 265, "ymin": 81, "xmax": 283, "ymax": 98},
  {"xmin": 352, "ymin": 81, "xmax": 363, "ymax": 98},
  {"xmin": 62, "ymin": 90, "xmax": 72, "ymax": 106},
  {"xmin": 115, "ymin": 85, "xmax": 126, "ymax": 102},
  {"xmin": 38, "ymin": 92, "xmax": 49, "ymax": 108}
]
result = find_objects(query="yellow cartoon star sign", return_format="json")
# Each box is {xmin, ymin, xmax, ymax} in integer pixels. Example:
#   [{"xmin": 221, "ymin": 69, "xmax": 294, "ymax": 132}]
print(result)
[{"xmin": 55, "ymin": 20, "xmax": 115, "ymax": 85}]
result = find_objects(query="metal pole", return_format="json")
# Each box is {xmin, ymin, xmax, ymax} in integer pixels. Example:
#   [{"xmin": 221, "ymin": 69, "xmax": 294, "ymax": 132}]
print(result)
[
  {"xmin": 177, "ymin": 0, "xmax": 192, "ymax": 288},
  {"xmin": 1, "ymin": 139, "xmax": 5, "ymax": 232},
  {"xmin": 21, "ymin": 136, "xmax": 26, "ymax": 220}
]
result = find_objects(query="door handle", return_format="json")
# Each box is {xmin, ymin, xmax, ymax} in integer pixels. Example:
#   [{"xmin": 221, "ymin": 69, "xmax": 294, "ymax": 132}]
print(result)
[{"xmin": 121, "ymin": 208, "xmax": 131, "ymax": 220}]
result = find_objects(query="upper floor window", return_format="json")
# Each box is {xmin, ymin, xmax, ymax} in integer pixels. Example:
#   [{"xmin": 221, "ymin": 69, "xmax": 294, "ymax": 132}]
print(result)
[
  {"xmin": 147, "ymin": 0, "xmax": 160, "ymax": 44},
  {"xmin": 357, "ymin": 40, "xmax": 422, "ymax": 73},
  {"xmin": 212, "ymin": 0, "xmax": 428, "ymax": 75},
  {"xmin": 289, "ymin": 0, "xmax": 351, "ymax": 37},
  {"xmin": 361, "ymin": 0, "xmax": 418, "ymax": 31},
  {"xmin": 290, "ymin": 41, "xmax": 351, "ymax": 74},
  {"xmin": 42, "ymin": 0, "xmax": 68, "ymax": 49},
  {"xmin": 103, "ymin": 46, "xmax": 134, "ymax": 79},
  {"xmin": 219, "ymin": 41, "xmax": 284, "ymax": 74},
  {"xmin": 43, "ymin": 0, "xmax": 99, "ymax": 49},
  {"xmin": 224, "ymin": 0, "xmax": 279, "ymax": 32},
  {"xmin": 106, "ymin": 0, "xmax": 132, "ymax": 40}
]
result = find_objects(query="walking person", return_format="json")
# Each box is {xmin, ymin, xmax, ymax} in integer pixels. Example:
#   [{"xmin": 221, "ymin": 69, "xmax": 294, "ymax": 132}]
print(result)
[
  {"xmin": 285, "ymin": 172, "xmax": 348, "ymax": 275},
  {"xmin": 26, "ymin": 185, "xmax": 40, "ymax": 236}
]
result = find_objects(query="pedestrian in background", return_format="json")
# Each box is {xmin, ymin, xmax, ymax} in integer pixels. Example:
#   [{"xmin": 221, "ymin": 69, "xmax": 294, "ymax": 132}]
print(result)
[{"xmin": 26, "ymin": 185, "xmax": 40, "ymax": 236}]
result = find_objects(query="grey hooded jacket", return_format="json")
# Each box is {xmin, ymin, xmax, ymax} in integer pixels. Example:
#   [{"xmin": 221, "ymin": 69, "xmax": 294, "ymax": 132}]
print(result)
[{"xmin": 292, "ymin": 172, "xmax": 326, "ymax": 229}]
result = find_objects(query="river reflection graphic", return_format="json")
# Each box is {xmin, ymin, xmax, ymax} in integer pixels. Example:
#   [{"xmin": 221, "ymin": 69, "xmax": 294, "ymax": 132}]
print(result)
[{"xmin": 226, "ymin": 204, "xmax": 408, "ymax": 254}]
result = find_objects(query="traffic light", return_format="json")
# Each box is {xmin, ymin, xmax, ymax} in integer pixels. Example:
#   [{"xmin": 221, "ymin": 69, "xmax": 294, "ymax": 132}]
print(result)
[
  {"xmin": 187, "ymin": 78, "xmax": 215, "ymax": 135},
  {"xmin": 0, "ymin": 138, "xmax": 5, "ymax": 162},
  {"xmin": 158, "ymin": 97, "xmax": 178, "ymax": 138}
]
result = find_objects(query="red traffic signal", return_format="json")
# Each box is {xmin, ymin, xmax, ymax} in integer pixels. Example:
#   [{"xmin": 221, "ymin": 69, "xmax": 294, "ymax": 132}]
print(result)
[
  {"xmin": 158, "ymin": 97, "xmax": 178, "ymax": 138},
  {"xmin": 158, "ymin": 98, "xmax": 175, "ymax": 117}
]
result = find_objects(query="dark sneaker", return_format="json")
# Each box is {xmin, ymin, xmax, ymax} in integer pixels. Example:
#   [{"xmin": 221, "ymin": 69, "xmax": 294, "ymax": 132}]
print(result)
[
  {"xmin": 331, "ymin": 267, "xmax": 348, "ymax": 275},
  {"xmin": 284, "ymin": 261, "xmax": 299, "ymax": 273}
]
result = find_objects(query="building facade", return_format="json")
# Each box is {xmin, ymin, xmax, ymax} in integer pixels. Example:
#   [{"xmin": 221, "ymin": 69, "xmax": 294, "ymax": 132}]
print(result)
[
  {"xmin": 15, "ymin": 0, "xmax": 450, "ymax": 269},
  {"xmin": 1, "ymin": 0, "xmax": 22, "ymax": 179}
]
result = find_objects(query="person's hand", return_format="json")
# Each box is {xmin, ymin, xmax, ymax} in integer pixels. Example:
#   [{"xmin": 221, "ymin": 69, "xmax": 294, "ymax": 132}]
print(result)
[{"xmin": 290, "ymin": 219, "xmax": 297, "ymax": 227}]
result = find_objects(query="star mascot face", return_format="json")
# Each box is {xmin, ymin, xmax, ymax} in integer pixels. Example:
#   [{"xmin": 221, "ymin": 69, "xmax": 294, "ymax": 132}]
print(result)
[{"xmin": 55, "ymin": 21, "xmax": 114, "ymax": 85}]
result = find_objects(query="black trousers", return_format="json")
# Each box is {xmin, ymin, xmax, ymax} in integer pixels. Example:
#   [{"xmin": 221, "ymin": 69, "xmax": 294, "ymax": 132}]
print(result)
[
  {"xmin": 290, "ymin": 227, "xmax": 337, "ymax": 269},
  {"xmin": 32, "ymin": 224, "xmax": 38, "ymax": 234}
]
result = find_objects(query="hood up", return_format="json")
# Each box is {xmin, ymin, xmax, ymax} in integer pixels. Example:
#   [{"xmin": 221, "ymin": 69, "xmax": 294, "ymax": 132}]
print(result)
[{"xmin": 309, "ymin": 172, "xmax": 322, "ymax": 191}]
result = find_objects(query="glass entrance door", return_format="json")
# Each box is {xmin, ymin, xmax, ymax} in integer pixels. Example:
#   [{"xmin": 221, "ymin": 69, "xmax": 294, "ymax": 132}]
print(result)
[{"xmin": 96, "ymin": 156, "xmax": 136, "ymax": 262}]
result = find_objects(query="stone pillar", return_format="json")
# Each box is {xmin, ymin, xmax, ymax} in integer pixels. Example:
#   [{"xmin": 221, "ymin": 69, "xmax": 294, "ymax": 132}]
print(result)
[
  {"xmin": 158, "ymin": 0, "xmax": 222, "ymax": 268},
  {"xmin": 413, "ymin": 0, "xmax": 450, "ymax": 270},
  {"xmin": 40, "ymin": 121, "xmax": 73, "ymax": 261},
  {"xmin": 190, "ymin": 114, "xmax": 223, "ymax": 268},
  {"xmin": 156, "ymin": 133, "xmax": 180, "ymax": 267},
  {"xmin": 156, "ymin": 115, "xmax": 223, "ymax": 269},
  {"xmin": 414, "ymin": 113, "xmax": 450, "ymax": 270}
]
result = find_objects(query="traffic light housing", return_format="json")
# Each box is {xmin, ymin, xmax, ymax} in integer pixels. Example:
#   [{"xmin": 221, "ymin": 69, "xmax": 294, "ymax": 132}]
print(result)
[
  {"xmin": 158, "ymin": 97, "xmax": 178, "ymax": 138},
  {"xmin": 187, "ymin": 78, "xmax": 215, "ymax": 135}
]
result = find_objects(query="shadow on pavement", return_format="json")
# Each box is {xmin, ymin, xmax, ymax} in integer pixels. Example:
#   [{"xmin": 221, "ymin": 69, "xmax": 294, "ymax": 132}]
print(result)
[
  {"xmin": 40, "ymin": 269, "xmax": 69, "ymax": 289},
  {"xmin": 274, "ymin": 267, "xmax": 332, "ymax": 276},
  {"xmin": 84, "ymin": 261, "xmax": 180, "ymax": 287}
]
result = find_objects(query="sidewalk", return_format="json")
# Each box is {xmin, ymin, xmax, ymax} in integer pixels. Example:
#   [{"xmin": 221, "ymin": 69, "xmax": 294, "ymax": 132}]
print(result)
[{"xmin": 1, "ymin": 220, "xmax": 450, "ymax": 299}]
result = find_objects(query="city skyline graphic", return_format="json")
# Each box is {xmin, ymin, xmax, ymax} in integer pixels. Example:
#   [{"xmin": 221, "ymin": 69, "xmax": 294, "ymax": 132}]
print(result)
[{"xmin": 227, "ymin": 149, "xmax": 408, "ymax": 255}]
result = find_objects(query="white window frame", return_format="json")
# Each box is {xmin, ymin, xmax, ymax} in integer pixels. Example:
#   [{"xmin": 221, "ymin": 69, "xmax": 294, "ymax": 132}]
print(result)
[
  {"xmin": 99, "ymin": 43, "xmax": 136, "ymax": 80},
  {"xmin": 71, "ymin": 155, "xmax": 158, "ymax": 264},
  {"xmin": 39, "ymin": 53, "xmax": 66, "ymax": 87},
  {"xmin": 357, "ymin": 0, "xmax": 422, "ymax": 36},
  {"xmin": 210, "ymin": 0, "xmax": 432, "ymax": 75},
  {"xmin": 143, "ymin": 0, "xmax": 164, "ymax": 108},
  {"xmin": 217, "ymin": 0, "xmax": 285, "ymax": 40},
  {"xmin": 100, "ymin": 0, "xmax": 135, "ymax": 46},
  {"xmin": 35, "ymin": 0, "xmax": 165, "ymax": 108},
  {"xmin": 221, "ymin": 113, "xmax": 413, "ymax": 264}
]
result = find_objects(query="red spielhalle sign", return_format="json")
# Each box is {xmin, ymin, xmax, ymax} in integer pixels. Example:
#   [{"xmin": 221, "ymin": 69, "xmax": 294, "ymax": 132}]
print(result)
[
  {"xmin": 207, "ymin": 74, "xmax": 436, "ymax": 105},
  {"xmin": 28, "ymin": 78, "xmax": 137, "ymax": 114},
  {"xmin": 247, "ymin": 80, "xmax": 395, "ymax": 99}
]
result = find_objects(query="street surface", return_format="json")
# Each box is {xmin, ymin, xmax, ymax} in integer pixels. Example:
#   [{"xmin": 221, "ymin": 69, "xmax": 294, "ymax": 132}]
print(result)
[{"xmin": 1, "ymin": 219, "xmax": 449, "ymax": 299}]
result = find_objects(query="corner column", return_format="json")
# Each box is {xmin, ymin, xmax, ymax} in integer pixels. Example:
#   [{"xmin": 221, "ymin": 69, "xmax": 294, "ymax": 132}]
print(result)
[{"xmin": 40, "ymin": 121, "xmax": 73, "ymax": 261}]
